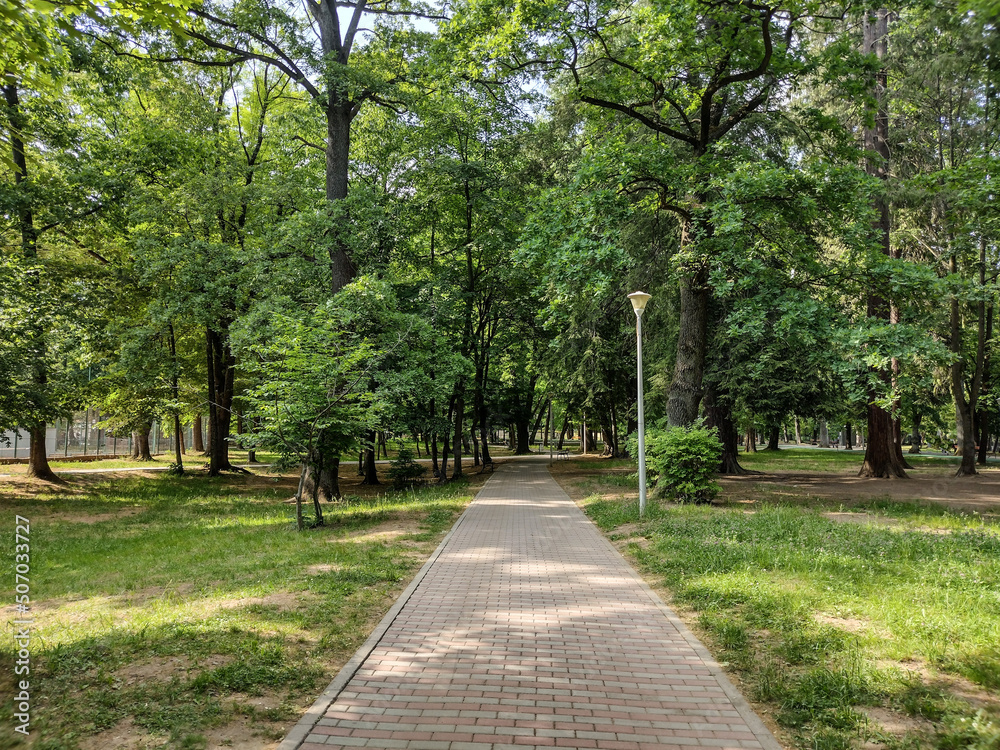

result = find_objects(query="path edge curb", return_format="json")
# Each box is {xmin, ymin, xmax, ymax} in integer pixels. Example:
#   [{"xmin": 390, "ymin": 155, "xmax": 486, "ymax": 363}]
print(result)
[
  {"xmin": 277, "ymin": 467, "xmax": 502, "ymax": 750},
  {"xmin": 548, "ymin": 466, "xmax": 785, "ymax": 750}
]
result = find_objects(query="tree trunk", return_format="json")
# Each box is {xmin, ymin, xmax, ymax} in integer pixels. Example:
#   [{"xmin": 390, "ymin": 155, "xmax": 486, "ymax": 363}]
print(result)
[
  {"xmin": 859, "ymin": 9, "xmax": 906, "ymax": 479},
  {"xmin": 908, "ymin": 414, "xmax": 922, "ymax": 454},
  {"xmin": 951, "ymin": 269, "xmax": 977, "ymax": 476},
  {"xmin": 765, "ymin": 425, "xmax": 780, "ymax": 451},
  {"xmin": 439, "ymin": 404, "xmax": 451, "ymax": 482},
  {"xmin": 528, "ymin": 399, "xmax": 547, "ymax": 447},
  {"xmin": 859, "ymin": 400, "xmax": 908, "ymax": 477},
  {"xmin": 513, "ymin": 389, "xmax": 534, "ymax": 455},
  {"xmin": 193, "ymin": 414, "xmax": 205, "ymax": 453},
  {"xmin": 477, "ymin": 396, "xmax": 492, "ymax": 467},
  {"xmin": 206, "ymin": 326, "xmax": 236, "ymax": 475},
  {"xmin": 133, "ymin": 422, "xmax": 153, "ymax": 461},
  {"xmin": 324, "ymin": 95, "xmax": 356, "ymax": 292},
  {"xmin": 452, "ymin": 390, "xmax": 465, "ymax": 479},
  {"xmin": 431, "ymin": 431, "xmax": 440, "ymax": 477},
  {"xmin": 794, "ymin": 415, "xmax": 802, "ymax": 445},
  {"xmin": 4, "ymin": 82, "xmax": 57, "ymax": 482},
  {"xmin": 557, "ymin": 414, "xmax": 569, "ymax": 450},
  {"xmin": 304, "ymin": 449, "xmax": 341, "ymax": 501},
  {"xmin": 818, "ymin": 420, "xmax": 830, "ymax": 448},
  {"xmin": 703, "ymin": 384, "xmax": 747, "ymax": 475},
  {"xmin": 362, "ymin": 430, "xmax": 379, "ymax": 484},
  {"xmin": 26, "ymin": 424, "xmax": 57, "ymax": 481},
  {"xmin": 845, "ymin": 422, "xmax": 854, "ymax": 450},
  {"xmin": 667, "ymin": 267, "xmax": 709, "ymax": 427},
  {"xmin": 169, "ymin": 322, "xmax": 184, "ymax": 475},
  {"xmin": 745, "ymin": 429, "xmax": 758, "ymax": 453}
]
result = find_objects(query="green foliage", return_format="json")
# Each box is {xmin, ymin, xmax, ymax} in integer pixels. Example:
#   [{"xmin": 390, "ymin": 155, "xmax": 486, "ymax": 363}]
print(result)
[
  {"xmin": 234, "ymin": 297, "xmax": 379, "ymax": 464},
  {"xmin": 387, "ymin": 447, "xmax": 427, "ymax": 488},
  {"xmin": 644, "ymin": 419, "xmax": 722, "ymax": 504}
]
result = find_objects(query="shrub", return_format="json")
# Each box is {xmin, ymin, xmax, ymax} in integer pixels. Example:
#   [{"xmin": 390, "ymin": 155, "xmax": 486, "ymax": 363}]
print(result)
[
  {"xmin": 387, "ymin": 447, "xmax": 426, "ymax": 489},
  {"xmin": 644, "ymin": 419, "xmax": 722, "ymax": 504}
]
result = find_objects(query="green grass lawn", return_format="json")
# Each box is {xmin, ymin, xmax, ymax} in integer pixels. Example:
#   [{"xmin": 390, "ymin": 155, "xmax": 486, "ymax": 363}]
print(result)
[
  {"xmin": 576, "ymin": 476, "xmax": 1000, "ymax": 750},
  {"xmin": 0, "ymin": 471, "xmax": 476, "ymax": 748}
]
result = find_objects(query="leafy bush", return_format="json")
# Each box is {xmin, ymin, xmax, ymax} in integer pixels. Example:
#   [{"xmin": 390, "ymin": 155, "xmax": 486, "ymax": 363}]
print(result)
[
  {"xmin": 642, "ymin": 419, "xmax": 722, "ymax": 504},
  {"xmin": 387, "ymin": 447, "xmax": 426, "ymax": 489}
]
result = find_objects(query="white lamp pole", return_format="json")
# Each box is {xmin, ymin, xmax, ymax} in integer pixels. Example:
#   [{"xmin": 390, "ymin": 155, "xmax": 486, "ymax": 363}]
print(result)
[{"xmin": 628, "ymin": 292, "xmax": 651, "ymax": 516}]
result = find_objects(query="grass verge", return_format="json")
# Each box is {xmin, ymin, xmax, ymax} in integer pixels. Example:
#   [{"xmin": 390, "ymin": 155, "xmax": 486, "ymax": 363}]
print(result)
[{"xmin": 0, "ymin": 467, "xmax": 480, "ymax": 748}]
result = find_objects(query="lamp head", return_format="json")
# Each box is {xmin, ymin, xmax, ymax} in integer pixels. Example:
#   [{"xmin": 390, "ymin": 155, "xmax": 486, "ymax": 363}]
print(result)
[{"xmin": 627, "ymin": 291, "xmax": 652, "ymax": 316}]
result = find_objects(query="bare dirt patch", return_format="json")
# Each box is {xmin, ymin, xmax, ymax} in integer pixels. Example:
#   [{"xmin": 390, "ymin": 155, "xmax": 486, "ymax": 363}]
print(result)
[
  {"xmin": 815, "ymin": 613, "xmax": 869, "ymax": 633},
  {"xmin": 111, "ymin": 654, "xmax": 234, "ymax": 687},
  {"xmin": 341, "ymin": 518, "xmax": 423, "ymax": 543},
  {"xmin": 78, "ymin": 709, "xmax": 291, "ymax": 750},
  {"xmin": 217, "ymin": 591, "xmax": 306, "ymax": 611},
  {"xmin": 861, "ymin": 706, "xmax": 935, "ymax": 739},
  {"xmin": 305, "ymin": 563, "xmax": 343, "ymax": 574}
]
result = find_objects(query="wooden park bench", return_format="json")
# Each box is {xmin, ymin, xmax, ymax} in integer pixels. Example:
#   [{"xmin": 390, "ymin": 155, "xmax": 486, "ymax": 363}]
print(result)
[{"xmin": 556, "ymin": 449, "xmax": 570, "ymax": 460}]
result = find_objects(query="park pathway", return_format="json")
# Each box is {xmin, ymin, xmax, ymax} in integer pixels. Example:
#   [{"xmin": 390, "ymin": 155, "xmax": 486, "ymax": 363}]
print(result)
[{"xmin": 280, "ymin": 461, "xmax": 781, "ymax": 750}]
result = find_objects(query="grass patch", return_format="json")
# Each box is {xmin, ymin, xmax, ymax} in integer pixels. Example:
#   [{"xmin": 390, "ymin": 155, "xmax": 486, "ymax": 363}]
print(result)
[
  {"xmin": 0, "ymin": 469, "xmax": 476, "ymax": 747},
  {"xmin": 575, "ymin": 470, "xmax": 1000, "ymax": 750}
]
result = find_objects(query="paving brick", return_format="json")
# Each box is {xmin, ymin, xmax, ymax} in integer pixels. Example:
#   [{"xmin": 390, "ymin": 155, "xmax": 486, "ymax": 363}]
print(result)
[{"xmin": 280, "ymin": 460, "xmax": 780, "ymax": 750}]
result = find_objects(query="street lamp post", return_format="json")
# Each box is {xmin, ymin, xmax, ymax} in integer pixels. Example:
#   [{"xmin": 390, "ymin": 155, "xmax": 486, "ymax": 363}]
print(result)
[{"xmin": 628, "ymin": 292, "xmax": 651, "ymax": 516}]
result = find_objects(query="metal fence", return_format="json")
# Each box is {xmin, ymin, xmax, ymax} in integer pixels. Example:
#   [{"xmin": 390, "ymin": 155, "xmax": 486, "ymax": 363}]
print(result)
[{"xmin": 0, "ymin": 411, "xmax": 197, "ymax": 460}]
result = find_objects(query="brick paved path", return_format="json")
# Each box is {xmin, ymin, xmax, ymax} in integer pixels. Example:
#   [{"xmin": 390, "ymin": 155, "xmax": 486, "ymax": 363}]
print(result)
[{"xmin": 281, "ymin": 460, "xmax": 781, "ymax": 750}]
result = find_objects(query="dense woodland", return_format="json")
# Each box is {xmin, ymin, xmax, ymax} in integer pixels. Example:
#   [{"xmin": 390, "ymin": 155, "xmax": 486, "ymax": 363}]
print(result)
[{"xmin": 1, "ymin": 0, "xmax": 998, "ymax": 492}]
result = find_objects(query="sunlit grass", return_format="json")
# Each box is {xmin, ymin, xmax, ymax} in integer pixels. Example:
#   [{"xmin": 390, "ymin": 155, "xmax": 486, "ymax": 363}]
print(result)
[
  {"xmin": 0, "ymin": 472, "xmax": 474, "ymax": 748},
  {"xmin": 583, "ymin": 491, "xmax": 1000, "ymax": 750}
]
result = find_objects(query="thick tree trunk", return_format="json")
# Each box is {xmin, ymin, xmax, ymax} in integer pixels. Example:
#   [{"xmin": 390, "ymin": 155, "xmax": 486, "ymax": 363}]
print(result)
[
  {"xmin": 794, "ymin": 415, "xmax": 802, "ymax": 445},
  {"xmin": 859, "ymin": 9, "xmax": 906, "ymax": 479},
  {"xmin": 133, "ymin": 423, "xmax": 153, "ymax": 461},
  {"xmin": 845, "ymin": 422, "xmax": 854, "ymax": 450},
  {"xmin": 513, "ymin": 388, "xmax": 534, "ymax": 455},
  {"xmin": 304, "ymin": 450, "xmax": 341, "ymax": 501},
  {"xmin": 193, "ymin": 414, "xmax": 205, "ymax": 453},
  {"xmin": 859, "ymin": 400, "xmax": 908, "ymax": 477},
  {"xmin": 765, "ymin": 425, "xmax": 780, "ymax": 451},
  {"xmin": 667, "ymin": 267, "xmax": 709, "ymax": 427},
  {"xmin": 26, "ymin": 424, "xmax": 58, "ymax": 481},
  {"xmin": 818, "ymin": 420, "xmax": 830, "ymax": 448},
  {"xmin": 325, "ymin": 97, "xmax": 356, "ymax": 292}
]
